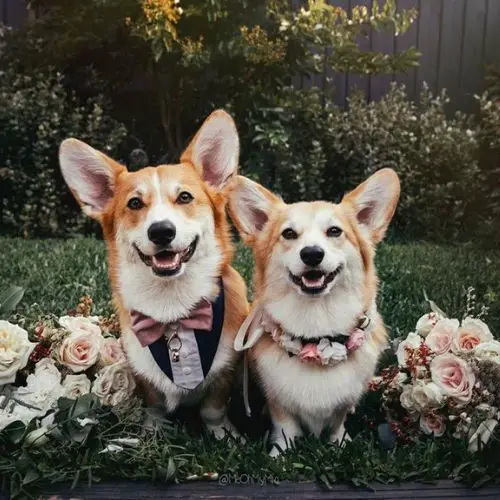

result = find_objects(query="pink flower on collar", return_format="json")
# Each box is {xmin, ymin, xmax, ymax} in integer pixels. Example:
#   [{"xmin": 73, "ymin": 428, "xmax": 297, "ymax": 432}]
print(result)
[
  {"xmin": 299, "ymin": 343, "xmax": 322, "ymax": 364},
  {"xmin": 346, "ymin": 328, "xmax": 365, "ymax": 352}
]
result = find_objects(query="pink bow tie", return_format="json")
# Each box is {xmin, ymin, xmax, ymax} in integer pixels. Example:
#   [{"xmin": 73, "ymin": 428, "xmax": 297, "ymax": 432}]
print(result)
[{"xmin": 130, "ymin": 299, "xmax": 213, "ymax": 347}]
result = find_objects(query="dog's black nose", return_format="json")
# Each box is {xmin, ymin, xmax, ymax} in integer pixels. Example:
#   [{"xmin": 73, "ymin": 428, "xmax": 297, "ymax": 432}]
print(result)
[
  {"xmin": 300, "ymin": 246, "xmax": 325, "ymax": 266},
  {"xmin": 148, "ymin": 220, "xmax": 176, "ymax": 246}
]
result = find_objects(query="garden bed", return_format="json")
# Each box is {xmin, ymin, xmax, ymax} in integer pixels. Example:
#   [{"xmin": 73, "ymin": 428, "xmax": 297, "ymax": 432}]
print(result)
[{"xmin": 1, "ymin": 238, "xmax": 500, "ymax": 497}]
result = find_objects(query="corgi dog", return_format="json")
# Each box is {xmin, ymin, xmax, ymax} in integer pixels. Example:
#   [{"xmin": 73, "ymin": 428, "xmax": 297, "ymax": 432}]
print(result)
[
  {"xmin": 59, "ymin": 110, "xmax": 248, "ymax": 438},
  {"xmin": 230, "ymin": 169, "xmax": 400, "ymax": 455}
]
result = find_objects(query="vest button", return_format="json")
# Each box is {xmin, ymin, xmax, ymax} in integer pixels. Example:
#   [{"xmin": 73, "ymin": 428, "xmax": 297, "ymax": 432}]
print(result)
[{"xmin": 183, "ymin": 367, "xmax": 192, "ymax": 375}]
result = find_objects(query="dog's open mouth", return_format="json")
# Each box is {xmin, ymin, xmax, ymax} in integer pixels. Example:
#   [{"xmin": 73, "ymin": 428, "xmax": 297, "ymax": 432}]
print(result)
[
  {"xmin": 135, "ymin": 236, "xmax": 199, "ymax": 277},
  {"xmin": 289, "ymin": 266, "xmax": 343, "ymax": 295}
]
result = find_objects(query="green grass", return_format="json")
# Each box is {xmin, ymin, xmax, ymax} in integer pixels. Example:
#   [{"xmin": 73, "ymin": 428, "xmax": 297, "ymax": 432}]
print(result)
[
  {"xmin": 1, "ymin": 237, "xmax": 499, "ymax": 336},
  {"xmin": 1, "ymin": 237, "xmax": 500, "ymax": 495}
]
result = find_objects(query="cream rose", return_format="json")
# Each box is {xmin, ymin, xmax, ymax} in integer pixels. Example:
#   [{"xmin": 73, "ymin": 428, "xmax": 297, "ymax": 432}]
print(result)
[
  {"xmin": 99, "ymin": 337, "xmax": 126, "ymax": 366},
  {"xmin": 59, "ymin": 330, "xmax": 103, "ymax": 373},
  {"xmin": 62, "ymin": 373, "xmax": 91, "ymax": 399},
  {"xmin": 92, "ymin": 362, "xmax": 136, "ymax": 406},
  {"xmin": 415, "ymin": 312, "xmax": 443, "ymax": 338},
  {"xmin": 474, "ymin": 340, "xmax": 500, "ymax": 365},
  {"xmin": 0, "ymin": 320, "xmax": 37, "ymax": 385},
  {"xmin": 430, "ymin": 353, "xmax": 475, "ymax": 404},
  {"xmin": 420, "ymin": 413, "xmax": 446, "ymax": 437},
  {"xmin": 425, "ymin": 319, "xmax": 459, "ymax": 355},
  {"xmin": 396, "ymin": 332, "xmax": 422, "ymax": 367},
  {"xmin": 58, "ymin": 315, "xmax": 101, "ymax": 337},
  {"xmin": 452, "ymin": 317, "xmax": 493, "ymax": 353},
  {"xmin": 411, "ymin": 381, "xmax": 445, "ymax": 412},
  {"xmin": 400, "ymin": 384, "xmax": 415, "ymax": 412}
]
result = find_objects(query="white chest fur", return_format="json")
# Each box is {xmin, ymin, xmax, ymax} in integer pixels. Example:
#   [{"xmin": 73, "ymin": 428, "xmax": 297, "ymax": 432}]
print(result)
[{"xmin": 254, "ymin": 336, "xmax": 380, "ymax": 432}]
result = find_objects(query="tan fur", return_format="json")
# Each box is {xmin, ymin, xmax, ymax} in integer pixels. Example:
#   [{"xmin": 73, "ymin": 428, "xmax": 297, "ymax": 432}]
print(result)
[{"xmin": 59, "ymin": 110, "xmax": 248, "ymax": 436}]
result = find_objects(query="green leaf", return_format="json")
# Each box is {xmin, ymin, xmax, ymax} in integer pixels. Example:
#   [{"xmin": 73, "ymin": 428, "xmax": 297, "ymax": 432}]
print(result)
[
  {"xmin": 22, "ymin": 469, "xmax": 40, "ymax": 486},
  {"xmin": 0, "ymin": 285, "xmax": 25, "ymax": 317},
  {"xmin": 2, "ymin": 420, "xmax": 27, "ymax": 444}
]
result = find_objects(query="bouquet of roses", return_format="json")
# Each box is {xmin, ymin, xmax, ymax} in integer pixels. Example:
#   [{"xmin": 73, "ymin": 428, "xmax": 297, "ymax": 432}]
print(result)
[
  {"xmin": 0, "ymin": 296, "xmax": 137, "ymax": 434},
  {"xmin": 371, "ymin": 296, "xmax": 500, "ymax": 452}
]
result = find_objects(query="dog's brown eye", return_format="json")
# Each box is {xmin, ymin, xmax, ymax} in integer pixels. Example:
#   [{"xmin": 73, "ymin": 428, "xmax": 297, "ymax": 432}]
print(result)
[
  {"xmin": 282, "ymin": 228, "xmax": 298, "ymax": 240},
  {"xmin": 127, "ymin": 197, "xmax": 144, "ymax": 210},
  {"xmin": 177, "ymin": 191, "xmax": 194, "ymax": 204},
  {"xmin": 327, "ymin": 226, "xmax": 343, "ymax": 238}
]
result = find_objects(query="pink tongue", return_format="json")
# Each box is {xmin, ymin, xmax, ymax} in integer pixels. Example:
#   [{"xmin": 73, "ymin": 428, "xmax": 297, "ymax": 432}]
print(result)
[
  {"xmin": 152, "ymin": 252, "xmax": 180, "ymax": 269},
  {"xmin": 301, "ymin": 275, "xmax": 325, "ymax": 288}
]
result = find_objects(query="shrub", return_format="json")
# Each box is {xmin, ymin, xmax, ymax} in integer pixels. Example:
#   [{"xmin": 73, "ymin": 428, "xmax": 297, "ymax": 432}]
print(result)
[
  {"xmin": 240, "ymin": 84, "xmax": 497, "ymax": 243},
  {"xmin": 0, "ymin": 69, "xmax": 127, "ymax": 237}
]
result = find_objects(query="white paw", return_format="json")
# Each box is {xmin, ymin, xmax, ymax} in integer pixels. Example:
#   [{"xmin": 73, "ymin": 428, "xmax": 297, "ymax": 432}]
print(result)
[
  {"xmin": 331, "ymin": 428, "xmax": 351, "ymax": 446},
  {"xmin": 269, "ymin": 445, "xmax": 282, "ymax": 458},
  {"xmin": 206, "ymin": 418, "xmax": 244, "ymax": 441}
]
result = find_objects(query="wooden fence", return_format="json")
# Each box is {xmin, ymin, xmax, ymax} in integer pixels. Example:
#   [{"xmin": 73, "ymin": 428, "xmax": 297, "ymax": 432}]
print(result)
[
  {"xmin": 297, "ymin": 0, "xmax": 500, "ymax": 111},
  {"xmin": 2, "ymin": 0, "xmax": 500, "ymax": 111}
]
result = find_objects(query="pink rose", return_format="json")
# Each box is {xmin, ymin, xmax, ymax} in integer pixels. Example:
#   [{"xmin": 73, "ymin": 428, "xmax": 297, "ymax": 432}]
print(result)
[
  {"xmin": 59, "ymin": 331, "xmax": 103, "ymax": 373},
  {"xmin": 425, "ymin": 319, "xmax": 459, "ymax": 355},
  {"xmin": 420, "ymin": 413, "xmax": 446, "ymax": 437},
  {"xmin": 299, "ymin": 343, "xmax": 322, "ymax": 364},
  {"xmin": 430, "ymin": 353, "xmax": 475, "ymax": 404},
  {"xmin": 452, "ymin": 318, "xmax": 493, "ymax": 353},
  {"xmin": 346, "ymin": 328, "xmax": 365, "ymax": 351},
  {"xmin": 99, "ymin": 337, "xmax": 126, "ymax": 366}
]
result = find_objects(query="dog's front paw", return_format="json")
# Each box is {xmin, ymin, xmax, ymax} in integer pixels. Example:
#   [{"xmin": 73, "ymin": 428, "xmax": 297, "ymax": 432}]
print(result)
[{"xmin": 206, "ymin": 418, "xmax": 245, "ymax": 442}]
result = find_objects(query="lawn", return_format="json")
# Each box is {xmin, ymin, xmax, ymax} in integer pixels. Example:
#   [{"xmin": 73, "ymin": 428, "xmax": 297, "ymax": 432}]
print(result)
[
  {"xmin": 2, "ymin": 237, "xmax": 499, "ymax": 336},
  {"xmin": 1, "ymin": 237, "xmax": 500, "ymax": 494}
]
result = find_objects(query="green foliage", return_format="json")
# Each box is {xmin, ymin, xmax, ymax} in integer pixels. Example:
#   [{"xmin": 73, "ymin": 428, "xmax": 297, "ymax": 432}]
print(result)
[
  {"xmin": 241, "ymin": 83, "xmax": 499, "ymax": 242},
  {"xmin": 0, "ymin": 68, "xmax": 127, "ymax": 237},
  {"xmin": 2, "ymin": 0, "xmax": 419, "ymax": 159}
]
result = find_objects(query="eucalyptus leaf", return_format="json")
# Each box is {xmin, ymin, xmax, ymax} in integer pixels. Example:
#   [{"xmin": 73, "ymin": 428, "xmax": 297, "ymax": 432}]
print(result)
[{"xmin": 0, "ymin": 285, "xmax": 25, "ymax": 317}]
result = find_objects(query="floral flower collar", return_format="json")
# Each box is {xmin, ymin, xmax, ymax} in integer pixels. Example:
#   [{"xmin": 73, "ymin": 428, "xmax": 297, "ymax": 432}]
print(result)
[
  {"xmin": 262, "ymin": 313, "xmax": 371, "ymax": 366},
  {"xmin": 234, "ymin": 304, "xmax": 372, "ymax": 366}
]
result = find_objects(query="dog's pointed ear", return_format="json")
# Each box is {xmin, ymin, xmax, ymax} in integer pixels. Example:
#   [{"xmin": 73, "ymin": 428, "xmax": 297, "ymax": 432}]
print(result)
[
  {"xmin": 180, "ymin": 109, "xmax": 239, "ymax": 190},
  {"xmin": 59, "ymin": 138, "xmax": 126, "ymax": 221},
  {"xmin": 228, "ymin": 176, "xmax": 282, "ymax": 242},
  {"xmin": 343, "ymin": 168, "xmax": 400, "ymax": 243}
]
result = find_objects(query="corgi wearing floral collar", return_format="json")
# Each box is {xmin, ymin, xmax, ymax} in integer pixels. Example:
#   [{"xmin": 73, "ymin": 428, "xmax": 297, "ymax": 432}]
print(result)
[
  {"xmin": 230, "ymin": 169, "xmax": 400, "ymax": 455},
  {"xmin": 59, "ymin": 110, "xmax": 248, "ymax": 438}
]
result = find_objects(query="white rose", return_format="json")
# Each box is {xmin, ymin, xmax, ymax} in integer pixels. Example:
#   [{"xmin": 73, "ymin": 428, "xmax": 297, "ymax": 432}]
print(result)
[
  {"xmin": 92, "ymin": 362, "xmax": 136, "ymax": 406},
  {"xmin": 400, "ymin": 384, "xmax": 415, "ymax": 412},
  {"xmin": 317, "ymin": 339, "xmax": 347, "ymax": 365},
  {"xmin": 396, "ymin": 332, "xmax": 422, "ymax": 367},
  {"xmin": 415, "ymin": 312, "xmax": 443, "ymax": 337},
  {"xmin": 474, "ymin": 340, "xmax": 500, "ymax": 364},
  {"xmin": 468, "ymin": 418, "xmax": 498, "ymax": 453},
  {"xmin": 58, "ymin": 315, "xmax": 101, "ymax": 336},
  {"xmin": 0, "ymin": 320, "xmax": 37, "ymax": 385},
  {"xmin": 280, "ymin": 334, "xmax": 302, "ymax": 356},
  {"xmin": 62, "ymin": 374, "xmax": 91, "ymax": 399},
  {"xmin": 452, "ymin": 317, "xmax": 493, "ymax": 353},
  {"xmin": 14, "ymin": 358, "xmax": 63, "ymax": 416},
  {"xmin": 411, "ymin": 381, "xmax": 444, "ymax": 412},
  {"xmin": 59, "ymin": 330, "xmax": 103, "ymax": 373}
]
